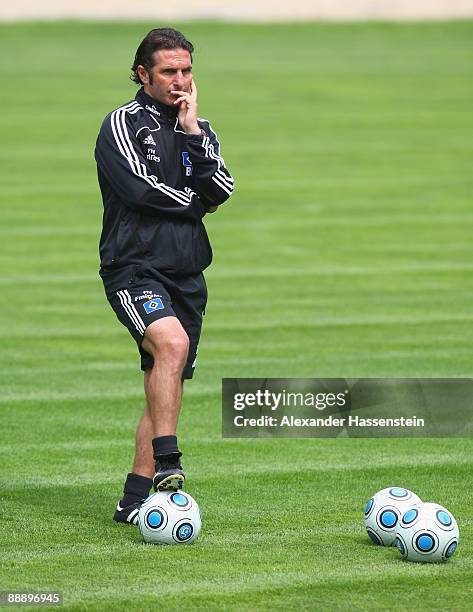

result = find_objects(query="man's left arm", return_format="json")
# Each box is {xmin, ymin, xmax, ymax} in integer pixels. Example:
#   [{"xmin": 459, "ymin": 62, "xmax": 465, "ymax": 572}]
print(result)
[
  {"xmin": 186, "ymin": 123, "xmax": 235, "ymax": 209},
  {"xmin": 172, "ymin": 79, "xmax": 234, "ymax": 209}
]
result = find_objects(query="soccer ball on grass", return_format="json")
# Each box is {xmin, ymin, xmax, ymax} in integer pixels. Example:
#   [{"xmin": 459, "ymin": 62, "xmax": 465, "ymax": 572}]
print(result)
[
  {"xmin": 138, "ymin": 490, "xmax": 201, "ymax": 545},
  {"xmin": 394, "ymin": 502, "xmax": 459, "ymax": 563},
  {"xmin": 364, "ymin": 487, "xmax": 422, "ymax": 546}
]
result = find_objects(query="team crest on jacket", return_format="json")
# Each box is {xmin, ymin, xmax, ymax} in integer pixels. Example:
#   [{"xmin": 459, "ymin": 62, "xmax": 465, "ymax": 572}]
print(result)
[{"xmin": 182, "ymin": 151, "xmax": 192, "ymax": 176}]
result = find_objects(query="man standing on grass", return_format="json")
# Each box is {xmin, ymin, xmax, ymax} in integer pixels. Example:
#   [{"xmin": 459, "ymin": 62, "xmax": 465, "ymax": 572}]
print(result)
[{"xmin": 95, "ymin": 28, "xmax": 234, "ymax": 524}]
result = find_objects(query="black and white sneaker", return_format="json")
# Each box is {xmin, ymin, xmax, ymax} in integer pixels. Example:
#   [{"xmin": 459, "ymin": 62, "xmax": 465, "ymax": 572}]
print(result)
[
  {"xmin": 113, "ymin": 500, "xmax": 142, "ymax": 525},
  {"xmin": 153, "ymin": 453, "xmax": 185, "ymax": 491}
]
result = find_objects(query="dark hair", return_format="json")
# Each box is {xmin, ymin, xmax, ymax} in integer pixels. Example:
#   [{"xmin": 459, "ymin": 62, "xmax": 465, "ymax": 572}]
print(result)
[{"xmin": 130, "ymin": 28, "xmax": 194, "ymax": 85}]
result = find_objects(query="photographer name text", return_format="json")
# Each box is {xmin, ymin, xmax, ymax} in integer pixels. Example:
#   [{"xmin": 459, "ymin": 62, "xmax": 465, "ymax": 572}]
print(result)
[{"xmin": 233, "ymin": 415, "xmax": 425, "ymax": 428}]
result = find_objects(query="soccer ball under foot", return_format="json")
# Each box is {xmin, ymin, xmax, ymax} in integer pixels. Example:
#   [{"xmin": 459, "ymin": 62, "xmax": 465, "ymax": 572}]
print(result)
[{"xmin": 138, "ymin": 490, "xmax": 201, "ymax": 545}]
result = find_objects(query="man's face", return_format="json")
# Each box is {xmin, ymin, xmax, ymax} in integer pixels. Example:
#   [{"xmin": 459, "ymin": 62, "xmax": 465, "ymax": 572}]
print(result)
[{"xmin": 139, "ymin": 48, "xmax": 193, "ymax": 107}]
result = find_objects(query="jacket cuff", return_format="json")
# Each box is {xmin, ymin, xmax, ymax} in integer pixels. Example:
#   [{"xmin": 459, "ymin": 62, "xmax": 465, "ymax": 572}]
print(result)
[{"xmin": 186, "ymin": 130, "xmax": 206, "ymax": 143}]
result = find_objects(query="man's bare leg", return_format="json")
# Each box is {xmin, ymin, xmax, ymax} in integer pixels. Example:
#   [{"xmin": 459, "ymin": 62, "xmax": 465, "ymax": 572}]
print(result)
[
  {"xmin": 114, "ymin": 405, "xmax": 155, "ymax": 523},
  {"xmin": 131, "ymin": 373, "xmax": 185, "ymax": 479},
  {"xmin": 131, "ymin": 403, "xmax": 154, "ymax": 479},
  {"xmin": 141, "ymin": 316, "xmax": 188, "ymax": 437},
  {"xmin": 141, "ymin": 316, "xmax": 189, "ymax": 490},
  {"xmin": 114, "ymin": 316, "xmax": 189, "ymax": 522}
]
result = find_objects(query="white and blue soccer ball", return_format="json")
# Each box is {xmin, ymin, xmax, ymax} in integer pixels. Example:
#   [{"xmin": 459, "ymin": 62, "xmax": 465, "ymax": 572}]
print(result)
[
  {"xmin": 138, "ymin": 490, "xmax": 201, "ymax": 545},
  {"xmin": 364, "ymin": 487, "xmax": 422, "ymax": 546},
  {"xmin": 394, "ymin": 502, "xmax": 459, "ymax": 563}
]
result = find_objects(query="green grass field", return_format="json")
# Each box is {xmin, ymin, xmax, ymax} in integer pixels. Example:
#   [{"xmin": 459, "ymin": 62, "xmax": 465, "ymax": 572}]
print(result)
[{"xmin": 1, "ymin": 20, "xmax": 473, "ymax": 610}]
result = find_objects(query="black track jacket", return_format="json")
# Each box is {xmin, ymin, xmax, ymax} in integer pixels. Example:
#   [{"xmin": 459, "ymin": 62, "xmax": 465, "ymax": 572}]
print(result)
[{"xmin": 95, "ymin": 88, "xmax": 234, "ymax": 276}]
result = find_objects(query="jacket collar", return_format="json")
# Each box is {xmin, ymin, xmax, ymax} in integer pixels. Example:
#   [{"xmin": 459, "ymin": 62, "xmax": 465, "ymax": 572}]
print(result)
[{"xmin": 135, "ymin": 88, "xmax": 178, "ymax": 121}]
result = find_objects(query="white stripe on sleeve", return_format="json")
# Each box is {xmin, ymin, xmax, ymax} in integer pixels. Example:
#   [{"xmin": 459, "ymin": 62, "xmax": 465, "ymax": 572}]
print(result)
[{"xmin": 211, "ymin": 174, "xmax": 233, "ymax": 196}]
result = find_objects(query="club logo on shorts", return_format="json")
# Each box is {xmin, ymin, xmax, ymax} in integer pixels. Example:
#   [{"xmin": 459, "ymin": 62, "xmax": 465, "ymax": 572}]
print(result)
[
  {"xmin": 143, "ymin": 298, "xmax": 164, "ymax": 314},
  {"xmin": 134, "ymin": 291, "xmax": 161, "ymax": 302}
]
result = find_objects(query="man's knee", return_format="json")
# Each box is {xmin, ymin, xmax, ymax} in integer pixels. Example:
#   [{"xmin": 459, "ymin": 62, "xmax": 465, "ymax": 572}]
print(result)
[
  {"xmin": 159, "ymin": 332, "xmax": 189, "ymax": 363},
  {"xmin": 142, "ymin": 317, "xmax": 189, "ymax": 367}
]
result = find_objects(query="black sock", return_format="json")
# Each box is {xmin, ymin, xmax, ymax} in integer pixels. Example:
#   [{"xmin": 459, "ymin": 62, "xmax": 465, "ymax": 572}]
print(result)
[
  {"xmin": 152, "ymin": 435, "xmax": 180, "ymax": 460},
  {"xmin": 121, "ymin": 472, "xmax": 153, "ymax": 507}
]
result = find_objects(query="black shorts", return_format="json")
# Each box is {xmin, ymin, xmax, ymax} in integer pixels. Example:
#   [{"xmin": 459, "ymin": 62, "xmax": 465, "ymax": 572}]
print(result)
[{"xmin": 100, "ymin": 263, "xmax": 207, "ymax": 379}]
